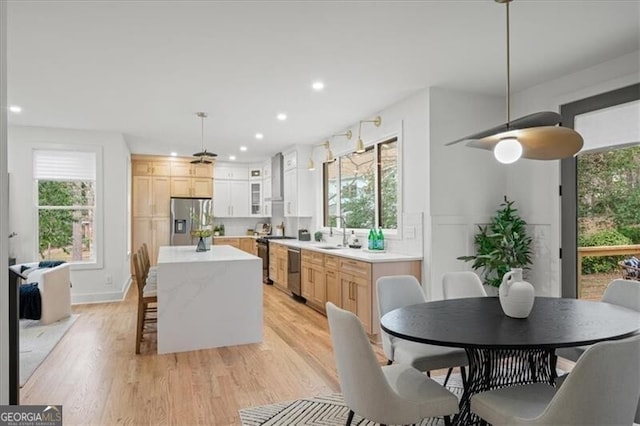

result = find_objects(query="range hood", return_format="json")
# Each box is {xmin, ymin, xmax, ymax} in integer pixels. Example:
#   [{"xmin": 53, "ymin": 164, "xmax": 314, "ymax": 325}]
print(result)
[{"xmin": 266, "ymin": 152, "xmax": 284, "ymax": 202}]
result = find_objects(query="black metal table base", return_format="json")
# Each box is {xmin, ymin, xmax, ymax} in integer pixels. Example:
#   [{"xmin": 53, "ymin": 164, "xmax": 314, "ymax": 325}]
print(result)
[{"xmin": 455, "ymin": 348, "xmax": 557, "ymax": 425}]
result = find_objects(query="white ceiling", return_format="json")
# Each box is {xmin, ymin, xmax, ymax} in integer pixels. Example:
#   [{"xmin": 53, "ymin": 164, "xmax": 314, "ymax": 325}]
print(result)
[{"xmin": 7, "ymin": 1, "xmax": 640, "ymax": 163}]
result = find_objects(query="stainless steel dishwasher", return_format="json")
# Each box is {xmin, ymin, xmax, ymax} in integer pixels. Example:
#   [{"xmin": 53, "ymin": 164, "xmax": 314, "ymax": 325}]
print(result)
[{"xmin": 287, "ymin": 247, "xmax": 302, "ymax": 299}]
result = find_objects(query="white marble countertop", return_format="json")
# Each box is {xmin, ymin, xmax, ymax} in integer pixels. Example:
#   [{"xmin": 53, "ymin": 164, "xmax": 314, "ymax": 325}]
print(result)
[
  {"xmin": 157, "ymin": 245, "xmax": 259, "ymax": 264},
  {"xmin": 267, "ymin": 239, "xmax": 422, "ymax": 263},
  {"xmin": 212, "ymin": 235, "xmax": 258, "ymax": 239}
]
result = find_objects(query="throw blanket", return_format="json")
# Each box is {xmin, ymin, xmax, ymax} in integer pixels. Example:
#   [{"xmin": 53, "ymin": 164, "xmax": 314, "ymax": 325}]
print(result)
[
  {"xmin": 623, "ymin": 256, "xmax": 640, "ymax": 278},
  {"xmin": 19, "ymin": 283, "xmax": 41, "ymax": 320}
]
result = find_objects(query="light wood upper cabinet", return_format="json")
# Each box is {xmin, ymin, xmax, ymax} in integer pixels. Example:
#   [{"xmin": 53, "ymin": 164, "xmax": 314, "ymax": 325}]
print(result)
[
  {"xmin": 133, "ymin": 160, "xmax": 171, "ymax": 176},
  {"xmin": 170, "ymin": 176, "xmax": 212, "ymax": 198},
  {"xmin": 171, "ymin": 162, "xmax": 213, "ymax": 178},
  {"xmin": 132, "ymin": 176, "xmax": 170, "ymax": 217}
]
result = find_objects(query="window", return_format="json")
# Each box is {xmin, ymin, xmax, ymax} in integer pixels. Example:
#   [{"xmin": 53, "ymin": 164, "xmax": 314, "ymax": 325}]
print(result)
[
  {"xmin": 34, "ymin": 150, "xmax": 97, "ymax": 264},
  {"xmin": 323, "ymin": 137, "xmax": 398, "ymax": 231}
]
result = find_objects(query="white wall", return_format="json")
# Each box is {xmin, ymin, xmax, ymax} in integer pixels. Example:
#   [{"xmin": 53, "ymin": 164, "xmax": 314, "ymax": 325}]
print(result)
[
  {"xmin": 0, "ymin": 0, "xmax": 9, "ymax": 405},
  {"xmin": 507, "ymin": 50, "xmax": 640, "ymax": 296},
  {"xmin": 8, "ymin": 126, "xmax": 132, "ymax": 303},
  {"xmin": 428, "ymin": 87, "xmax": 506, "ymax": 300}
]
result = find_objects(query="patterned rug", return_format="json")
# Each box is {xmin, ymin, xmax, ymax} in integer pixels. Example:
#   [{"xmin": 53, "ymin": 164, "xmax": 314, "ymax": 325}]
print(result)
[{"xmin": 239, "ymin": 374, "xmax": 464, "ymax": 426}]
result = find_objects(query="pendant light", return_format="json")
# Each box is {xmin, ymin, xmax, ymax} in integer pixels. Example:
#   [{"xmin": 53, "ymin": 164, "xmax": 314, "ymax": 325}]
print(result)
[
  {"xmin": 191, "ymin": 112, "xmax": 217, "ymax": 164},
  {"xmin": 446, "ymin": 0, "xmax": 583, "ymax": 162}
]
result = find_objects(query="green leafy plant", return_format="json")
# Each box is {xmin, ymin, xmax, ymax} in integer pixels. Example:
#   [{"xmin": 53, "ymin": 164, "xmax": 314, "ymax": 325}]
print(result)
[
  {"xmin": 457, "ymin": 196, "xmax": 533, "ymax": 288},
  {"xmin": 578, "ymin": 229, "xmax": 631, "ymax": 274}
]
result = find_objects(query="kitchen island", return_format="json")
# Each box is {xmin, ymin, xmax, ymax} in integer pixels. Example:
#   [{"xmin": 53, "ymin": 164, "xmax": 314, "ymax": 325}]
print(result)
[{"xmin": 156, "ymin": 245, "xmax": 262, "ymax": 354}]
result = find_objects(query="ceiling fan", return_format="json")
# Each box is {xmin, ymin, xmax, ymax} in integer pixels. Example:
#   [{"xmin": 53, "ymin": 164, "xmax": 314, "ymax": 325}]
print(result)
[
  {"xmin": 191, "ymin": 112, "xmax": 217, "ymax": 164},
  {"xmin": 446, "ymin": 0, "xmax": 583, "ymax": 163}
]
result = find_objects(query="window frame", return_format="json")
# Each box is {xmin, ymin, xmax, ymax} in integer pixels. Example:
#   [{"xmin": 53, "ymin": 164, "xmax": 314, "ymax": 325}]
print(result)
[
  {"xmin": 33, "ymin": 145, "xmax": 103, "ymax": 270},
  {"xmin": 322, "ymin": 134, "xmax": 402, "ymax": 238}
]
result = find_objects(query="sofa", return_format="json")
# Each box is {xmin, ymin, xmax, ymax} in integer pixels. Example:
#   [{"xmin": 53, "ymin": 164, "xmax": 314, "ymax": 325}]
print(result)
[{"xmin": 9, "ymin": 262, "xmax": 72, "ymax": 325}]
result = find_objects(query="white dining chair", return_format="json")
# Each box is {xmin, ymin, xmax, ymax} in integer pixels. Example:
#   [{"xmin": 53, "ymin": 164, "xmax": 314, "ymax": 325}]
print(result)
[
  {"xmin": 442, "ymin": 271, "xmax": 487, "ymax": 299},
  {"xmin": 556, "ymin": 278, "xmax": 640, "ymax": 422},
  {"xmin": 471, "ymin": 333, "xmax": 640, "ymax": 425},
  {"xmin": 326, "ymin": 302, "xmax": 459, "ymax": 426},
  {"xmin": 376, "ymin": 275, "xmax": 468, "ymax": 387}
]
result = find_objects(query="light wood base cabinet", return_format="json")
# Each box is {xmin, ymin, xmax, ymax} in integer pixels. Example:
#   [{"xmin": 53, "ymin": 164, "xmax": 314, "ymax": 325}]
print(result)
[{"xmin": 269, "ymin": 243, "xmax": 289, "ymax": 294}]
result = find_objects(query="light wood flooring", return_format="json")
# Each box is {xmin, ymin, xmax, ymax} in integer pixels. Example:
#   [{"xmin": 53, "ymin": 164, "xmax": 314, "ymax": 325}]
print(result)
[
  {"xmin": 20, "ymin": 283, "xmax": 575, "ymax": 425},
  {"xmin": 20, "ymin": 283, "xmax": 380, "ymax": 425}
]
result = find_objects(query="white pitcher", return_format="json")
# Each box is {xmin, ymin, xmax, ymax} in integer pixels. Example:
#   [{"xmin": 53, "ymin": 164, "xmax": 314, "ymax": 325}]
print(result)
[{"xmin": 499, "ymin": 268, "xmax": 535, "ymax": 318}]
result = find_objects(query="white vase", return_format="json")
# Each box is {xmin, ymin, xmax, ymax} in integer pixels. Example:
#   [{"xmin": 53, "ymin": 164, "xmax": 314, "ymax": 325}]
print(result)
[{"xmin": 498, "ymin": 268, "xmax": 535, "ymax": 318}]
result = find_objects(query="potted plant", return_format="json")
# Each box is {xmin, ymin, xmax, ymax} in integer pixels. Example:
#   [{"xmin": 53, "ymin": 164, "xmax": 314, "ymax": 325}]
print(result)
[{"xmin": 457, "ymin": 196, "xmax": 533, "ymax": 289}]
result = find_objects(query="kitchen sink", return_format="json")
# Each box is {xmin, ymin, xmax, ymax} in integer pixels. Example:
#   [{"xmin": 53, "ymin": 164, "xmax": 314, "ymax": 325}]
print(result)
[{"xmin": 317, "ymin": 245, "xmax": 343, "ymax": 250}]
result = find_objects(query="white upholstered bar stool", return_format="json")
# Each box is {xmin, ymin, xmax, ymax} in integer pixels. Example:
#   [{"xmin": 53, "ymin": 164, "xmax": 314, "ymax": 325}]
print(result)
[
  {"xmin": 377, "ymin": 275, "xmax": 468, "ymax": 387},
  {"xmin": 326, "ymin": 302, "xmax": 459, "ymax": 426}
]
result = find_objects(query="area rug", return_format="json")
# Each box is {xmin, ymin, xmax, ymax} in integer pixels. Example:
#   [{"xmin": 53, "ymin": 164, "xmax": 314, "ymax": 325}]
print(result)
[
  {"xmin": 239, "ymin": 374, "xmax": 464, "ymax": 426},
  {"xmin": 19, "ymin": 314, "xmax": 79, "ymax": 386}
]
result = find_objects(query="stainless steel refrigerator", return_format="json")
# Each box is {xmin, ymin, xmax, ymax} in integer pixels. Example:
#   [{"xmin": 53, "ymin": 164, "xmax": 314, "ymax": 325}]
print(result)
[{"xmin": 170, "ymin": 198, "xmax": 213, "ymax": 246}]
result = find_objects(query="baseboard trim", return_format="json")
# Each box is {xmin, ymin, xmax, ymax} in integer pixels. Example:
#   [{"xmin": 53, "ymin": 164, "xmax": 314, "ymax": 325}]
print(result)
[{"xmin": 71, "ymin": 277, "xmax": 132, "ymax": 305}]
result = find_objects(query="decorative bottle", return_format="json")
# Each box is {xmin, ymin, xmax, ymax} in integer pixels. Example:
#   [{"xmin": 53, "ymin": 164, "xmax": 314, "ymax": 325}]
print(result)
[
  {"xmin": 376, "ymin": 228, "xmax": 384, "ymax": 250},
  {"xmin": 499, "ymin": 268, "xmax": 535, "ymax": 318},
  {"xmin": 368, "ymin": 229, "xmax": 375, "ymax": 250}
]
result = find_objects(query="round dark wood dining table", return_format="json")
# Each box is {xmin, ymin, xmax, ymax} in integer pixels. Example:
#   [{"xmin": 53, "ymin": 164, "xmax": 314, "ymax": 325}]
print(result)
[{"xmin": 380, "ymin": 297, "xmax": 640, "ymax": 425}]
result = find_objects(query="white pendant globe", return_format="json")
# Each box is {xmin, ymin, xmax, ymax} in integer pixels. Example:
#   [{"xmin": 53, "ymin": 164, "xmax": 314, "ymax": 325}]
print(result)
[{"xmin": 494, "ymin": 137, "xmax": 523, "ymax": 164}]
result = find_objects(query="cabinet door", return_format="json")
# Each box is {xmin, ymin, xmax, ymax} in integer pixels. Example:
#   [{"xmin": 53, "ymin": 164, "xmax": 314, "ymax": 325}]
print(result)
[
  {"xmin": 283, "ymin": 169, "xmax": 297, "ymax": 217},
  {"xmin": 170, "ymin": 177, "xmax": 191, "ymax": 197},
  {"xmin": 191, "ymin": 163, "xmax": 213, "ymax": 178},
  {"xmin": 229, "ymin": 180, "xmax": 249, "ymax": 217},
  {"xmin": 152, "ymin": 161, "xmax": 171, "ymax": 176},
  {"xmin": 301, "ymin": 263, "xmax": 313, "ymax": 300},
  {"xmin": 239, "ymin": 238, "xmax": 256, "ymax": 255},
  {"xmin": 152, "ymin": 177, "xmax": 171, "ymax": 217},
  {"xmin": 132, "ymin": 161, "xmax": 153, "ymax": 176},
  {"xmin": 133, "ymin": 217, "xmax": 153, "ymax": 258},
  {"xmin": 170, "ymin": 162, "xmax": 191, "ymax": 177},
  {"xmin": 340, "ymin": 272, "xmax": 372, "ymax": 333},
  {"xmin": 263, "ymin": 177, "xmax": 272, "ymax": 217},
  {"xmin": 283, "ymin": 152, "xmax": 297, "ymax": 171},
  {"xmin": 249, "ymin": 181, "xmax": 262, "ymax": 216},
  {"xmin": 213, "ymin": 181, "xmax": 231, "ymax": 217},
  {"xmin": 325, "ymin": 269, "xmax": 341, "ymax": 307},
  {"xmin": 192, "ymin": 178, "xmax": 213, "ymax": 198},
  {"xmin": 151, "ymin": 217, "xmax": 171, "ymax": 266},
  {"xmin": 132, "ymin": 176, "xmax": 152, "ymax": 217},
  {"xmin": 311, "ymin": 264, "xmax": 326, "ymax": 306}
]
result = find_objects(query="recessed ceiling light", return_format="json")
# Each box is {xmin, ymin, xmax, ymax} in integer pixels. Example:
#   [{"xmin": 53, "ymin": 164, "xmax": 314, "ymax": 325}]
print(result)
[
  {"xmin": 255, "ymin": 133, "xmax": 264, "ymax": 139},
  {"xmin": 9, "ymin": 105, "xmax": 22, "ymax": 113},
  {"xmin": 170, "ymin": 152, "xmax": 177, "ymax": 157},
  {"xmin": 312, "ymin": 81, "xmax": 324, "ymax": 91},
  {"xmin": 229, "ymin": 155, "xmax": 236, "ymax": 161},
  {"xmin": 240, "ymin": 146, "xmax": 247, "ymax": 152},
  {"xmin": 277, "ymin": 113, "xmax": 287, "ymax": 121}
]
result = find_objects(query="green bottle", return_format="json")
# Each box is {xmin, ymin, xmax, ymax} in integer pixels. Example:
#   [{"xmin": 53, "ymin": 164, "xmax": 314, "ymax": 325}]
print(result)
[
  {"xmin": 368, "ymin": 229, "xmax": 376, "ymax": 250},
  {"xmin": 376, "ymin": 228, "xmax": 384, "ymax": 250}
]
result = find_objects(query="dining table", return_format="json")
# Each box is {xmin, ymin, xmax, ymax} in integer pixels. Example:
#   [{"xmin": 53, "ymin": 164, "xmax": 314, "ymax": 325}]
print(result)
[{"xmin": 380, "ymin": 296, "xmax": 640, "ymax": 425}]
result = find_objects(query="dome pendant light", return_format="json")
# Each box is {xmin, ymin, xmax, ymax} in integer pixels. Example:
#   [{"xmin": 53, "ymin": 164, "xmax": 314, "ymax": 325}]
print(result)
[
  {"xmin": 446, "ymin": 0, "xmax": 583, "ymax": 161},
  {"xmin": 191, "ymin": 112, "xmax": 217, "ymax": 164}
]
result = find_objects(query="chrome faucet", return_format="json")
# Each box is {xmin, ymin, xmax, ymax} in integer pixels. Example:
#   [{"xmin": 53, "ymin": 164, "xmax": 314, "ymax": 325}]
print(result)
[{"xmin": 338, "ymin": 215, "xmax": 348, "ymax": 247}]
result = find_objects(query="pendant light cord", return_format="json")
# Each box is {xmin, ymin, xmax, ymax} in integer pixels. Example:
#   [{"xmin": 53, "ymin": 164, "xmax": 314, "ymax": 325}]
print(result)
[
  {"xmin": 506, "ymin": 0, "xmax": 511, "ymax": 126},
  {"xmin": 201, "ymin": 115, "xmax": 205, "ymax": 151}
]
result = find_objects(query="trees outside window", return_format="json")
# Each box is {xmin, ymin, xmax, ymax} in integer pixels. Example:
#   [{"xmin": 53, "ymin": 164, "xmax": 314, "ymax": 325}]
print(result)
[
  {"xmin": 34, "ymin": 150, "xmax": 97, "ymax": 263},
  {"xmin": 323, "ymin": 137, "xmax": 398, "ymax": 230}
]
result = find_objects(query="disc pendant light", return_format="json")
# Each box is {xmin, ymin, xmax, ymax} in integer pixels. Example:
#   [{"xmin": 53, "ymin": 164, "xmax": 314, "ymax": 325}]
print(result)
[
  {"xmin": 446, "ymin": 0, "xmax": 583, "ymax": 162},
  {"xmin": 191, "ymin": 112, "xmax": 217, "ymax": 164}
]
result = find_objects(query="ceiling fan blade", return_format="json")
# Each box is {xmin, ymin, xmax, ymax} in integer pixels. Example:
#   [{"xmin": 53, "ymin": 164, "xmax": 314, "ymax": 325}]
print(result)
[
  {"xmin": 190, "ymin": 157, "xmax": 213, "ymax": 164},
  {"xmin": 466, "ymin": 126, "xmax": 584, "ymax": 160},
  {"xmin": 446, "ymin": 111, "xmax": 563, "ymax": 146},
  {"xmin": 192, "ymin": 150, "xmax": 218, "ymax": 158}
]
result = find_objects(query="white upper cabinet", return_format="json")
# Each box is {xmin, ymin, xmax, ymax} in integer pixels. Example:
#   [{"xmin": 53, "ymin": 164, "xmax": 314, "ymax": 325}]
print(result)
[
  {"xmin": 214, "ymin": 180, "xmax": 249, "ymax": 218},
  {"xmin": 282, "ymin": 148, "xmax": 313, "ymax": 217},
  {"xmin": 214, "ymin": 164, "xmax": 249, "ymax": 180}
]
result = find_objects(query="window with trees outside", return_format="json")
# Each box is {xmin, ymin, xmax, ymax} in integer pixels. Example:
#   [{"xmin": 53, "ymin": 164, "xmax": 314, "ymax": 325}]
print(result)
[
  {"xmin": 34, "ymin": 149, "xmax": 98, "ymax": 264},
  {"xmin": 323, "ymin": 137, "xmax": 398, "ymax": 230}
]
